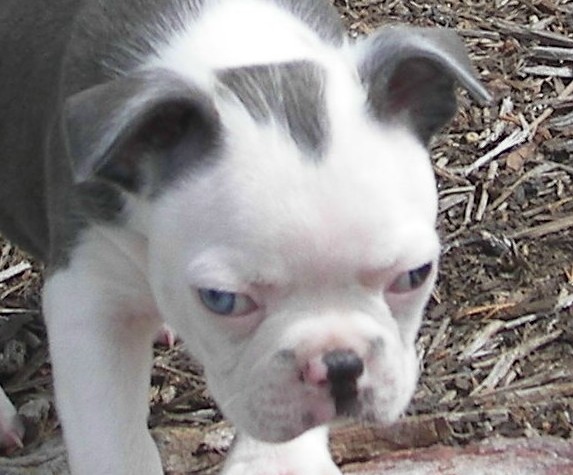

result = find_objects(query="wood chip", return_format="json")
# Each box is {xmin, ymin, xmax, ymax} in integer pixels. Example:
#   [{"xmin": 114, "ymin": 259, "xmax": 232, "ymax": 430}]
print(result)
[
  {"xmin": 510, "ymin": 214, "xmax": 573, "ymax": 239},
  {"xmin": 530, "ymin": 46, "xmax": 573, "ymax": 61},
  {"xmin": 462, "ymin": 119, "xmax": 530, "ymax": 176},
  {"xmin": 521, "ymin": 65, "xmax": 573, "ymax": 78},
  {"xmin": 0, "ymin": 262, "xmax": 31, "ymax": 284},
  {"xmin": 459, "ymin": 320, "xmax": 505, "ymax": 361},
  {"xmin": 471, "ymin": 329, "xmax": 563, "ymax": 396}
]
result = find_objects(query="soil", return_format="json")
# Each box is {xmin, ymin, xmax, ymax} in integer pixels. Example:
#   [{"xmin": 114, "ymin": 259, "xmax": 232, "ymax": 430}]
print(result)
[{"xmin": 0, "ymin": 0, "xmax": 572, "ymax": 473}]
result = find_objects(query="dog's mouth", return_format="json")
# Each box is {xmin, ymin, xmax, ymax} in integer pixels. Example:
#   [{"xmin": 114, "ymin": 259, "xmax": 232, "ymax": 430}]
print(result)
[
  {"xmin": 296, "ymin": 391, "xmax": 388, "ymax": 441},
  {"xmin": 300, "ymin": 383, "xmax": 374, "ymax": 432},
  {"xmin": 331, "ymin": 378, "xmax": 362, "ymax": 418},
  {"xmin": 304, "ymin": 367, "xmax": 409, "ymax": 430},
  {"xmin": 235, "ymin": 377, "xmax": 405, "ymax": 444}
]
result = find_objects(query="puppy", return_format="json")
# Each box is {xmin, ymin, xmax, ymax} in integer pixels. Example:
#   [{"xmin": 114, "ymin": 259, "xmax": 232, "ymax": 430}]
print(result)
[{"xmin": 0, "ymin": 0, "xmax": 490, "ymax": 473}]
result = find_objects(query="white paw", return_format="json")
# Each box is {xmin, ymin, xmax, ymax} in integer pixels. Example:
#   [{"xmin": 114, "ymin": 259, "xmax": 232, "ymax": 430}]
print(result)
[
  {"xmin": 0, "ymin": 387, "xmax": 24, "ymax": 450},
  {"xmin": 222, "ymin": 427, "xmax": 341, "ymax": 475}
]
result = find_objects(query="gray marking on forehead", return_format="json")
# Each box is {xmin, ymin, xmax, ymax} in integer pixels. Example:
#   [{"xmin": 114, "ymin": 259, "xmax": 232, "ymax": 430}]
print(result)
[{"xmin": 217, "ymin": 61, "xmax": 330, "ymax": 159}]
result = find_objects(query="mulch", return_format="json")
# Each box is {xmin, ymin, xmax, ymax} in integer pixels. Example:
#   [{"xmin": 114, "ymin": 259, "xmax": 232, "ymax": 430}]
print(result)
[{"xmin": 0, "ymin": 0, "xmax": 571, "ymax": 473}]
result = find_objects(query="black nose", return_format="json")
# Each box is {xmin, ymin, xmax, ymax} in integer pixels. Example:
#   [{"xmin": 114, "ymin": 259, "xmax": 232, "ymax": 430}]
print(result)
[
  {"xmin": 323, "ymin": 349, "xmax": 364, "ymax": 383},
  {"xmin": 323, "ymin": 350, "xmax": 364, "ymax": 415}
]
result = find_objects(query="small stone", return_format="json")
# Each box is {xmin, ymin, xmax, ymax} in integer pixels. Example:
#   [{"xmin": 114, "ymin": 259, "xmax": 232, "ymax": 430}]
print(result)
[{"xmin": 465, "ymin": 132, "xmax": 480, "ymax": 143}]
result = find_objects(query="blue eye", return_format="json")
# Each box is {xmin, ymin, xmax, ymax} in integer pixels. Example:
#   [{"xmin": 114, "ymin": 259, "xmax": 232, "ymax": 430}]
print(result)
[
  {"xmin": 198, "ymin": 289, "xmax": 257, "ymax": 316},
  {"xmin": 389, "ymin": 263, "xmax": 433, "ymax": 294}
]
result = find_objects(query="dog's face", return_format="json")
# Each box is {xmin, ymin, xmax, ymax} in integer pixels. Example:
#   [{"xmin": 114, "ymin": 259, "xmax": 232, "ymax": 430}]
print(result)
[
  {"xmin": 63, "ymin": 24, "xmax": 489, "ymax": 443},
  {"xmin": 147, "ymin": 109, "xmax": 439, "ymax": 441}
]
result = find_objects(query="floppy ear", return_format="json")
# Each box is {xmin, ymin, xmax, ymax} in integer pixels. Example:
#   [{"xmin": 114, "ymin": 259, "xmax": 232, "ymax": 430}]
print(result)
[
  {"xmin": 64, "ymin": 69, "xmax": 220, "ymax": 193},
  {"xmin": 353, "ymin": 26, "xmax": 491, "ymax": 144}
]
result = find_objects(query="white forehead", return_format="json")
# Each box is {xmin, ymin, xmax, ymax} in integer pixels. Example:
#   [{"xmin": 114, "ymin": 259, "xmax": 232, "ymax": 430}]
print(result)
[
  {"xmin": 153, "ymin": 111, "xmax": 438, "ymax": 285},
  {"xmin": 229, "ymin": 117, "xmax": 436, "ymax": 243},
  {"xmin": 150, "ymin": 0, "xmax": 347, "ymax": 90}
]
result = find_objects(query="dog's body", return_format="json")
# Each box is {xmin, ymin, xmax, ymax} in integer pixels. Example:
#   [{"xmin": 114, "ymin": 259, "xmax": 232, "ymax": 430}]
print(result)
[{"xmin": 0, "ymin": 0, "xmax": 489, "ymax": 473}]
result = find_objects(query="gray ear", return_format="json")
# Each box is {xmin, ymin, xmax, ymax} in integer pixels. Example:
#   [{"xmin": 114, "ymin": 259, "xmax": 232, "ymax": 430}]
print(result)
[
  {"xmin": 354, "ymin": 26, "xmax": 491, "ymax": 144},
  {"xmin": 64, "ymin": 69, "xmax": 220, "ymax": 192}
]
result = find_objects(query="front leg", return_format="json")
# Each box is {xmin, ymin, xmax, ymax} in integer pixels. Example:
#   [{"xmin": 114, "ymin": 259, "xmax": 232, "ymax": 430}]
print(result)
[
  {"xmin": 43, "ymin": 247, "xmax": 163, "ymax": 474},
  {"xmin": 222, "ymin": 426, "xmax": 341, "ymax": 475}
]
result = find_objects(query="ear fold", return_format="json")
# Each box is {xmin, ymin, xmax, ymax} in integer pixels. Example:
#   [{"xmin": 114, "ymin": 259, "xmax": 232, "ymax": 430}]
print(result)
[
  {"xmin": 64, "ymin": 69, "xmax": 220, "ymax": 193},
  {"xmin": 353, "ymin": 26, "xmax": 491, "ymax": 144}
]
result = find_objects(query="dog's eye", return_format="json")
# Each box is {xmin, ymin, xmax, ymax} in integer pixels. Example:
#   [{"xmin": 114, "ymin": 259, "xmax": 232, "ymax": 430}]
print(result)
[
  {"xmin": 198, "ymin": 289, "xmax": 257, "ymax": 316},
  {"xmin": 389, "ymin": 263, "xmax": 433, "ymax": 293}
]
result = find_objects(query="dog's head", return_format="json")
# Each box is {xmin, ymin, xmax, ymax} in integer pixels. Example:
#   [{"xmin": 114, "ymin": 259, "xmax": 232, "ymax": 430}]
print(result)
[{"xmin": 64, "ymin": 27, "xmax": 489, "ymax": 442}]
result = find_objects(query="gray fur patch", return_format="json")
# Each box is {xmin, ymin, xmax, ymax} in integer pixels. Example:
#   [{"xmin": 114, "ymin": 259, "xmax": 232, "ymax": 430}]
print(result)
[
  {"xmin": 218, "ymin": 62, "xmax": 330, "ymax": 158},
  {"xmin": 64, "ymin": 0, "xmax": 206, "ymax": 94},
  {"xmin": 76, "ymin": 181, "xmax": 127, "ymax": 224}
]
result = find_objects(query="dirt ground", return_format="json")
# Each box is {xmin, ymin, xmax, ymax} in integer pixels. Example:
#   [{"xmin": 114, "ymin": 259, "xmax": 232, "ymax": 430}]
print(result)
[{"xmin": 0, "ymin": 0, "xmax": 572, "ymax": 473}]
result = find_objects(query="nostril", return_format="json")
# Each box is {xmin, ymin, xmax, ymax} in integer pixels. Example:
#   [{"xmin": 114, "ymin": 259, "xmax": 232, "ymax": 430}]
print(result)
[
  {"xmin": 323, "ymin": 349, "xmax": 364, "ymax": 384},
  {"xmin": 300, "ymin": 357, "xmax": 329, "ymax": 386}
]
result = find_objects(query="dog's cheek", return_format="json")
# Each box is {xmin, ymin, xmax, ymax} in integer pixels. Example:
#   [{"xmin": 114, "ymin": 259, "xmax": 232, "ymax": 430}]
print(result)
[
  {"xmin": 386, "ymin": 290, "xmax": 435, "ymax": 345},
  {"xmin": 197, "ymin": 320, "xmax": 306, "ymax": 440},
  {"xmin": 363, "ymin": 338, "xmax": 419, "ymax": 422},
  {"xmin": 205, "ymin": 310, "xmax": 267, "ymax": 340}
]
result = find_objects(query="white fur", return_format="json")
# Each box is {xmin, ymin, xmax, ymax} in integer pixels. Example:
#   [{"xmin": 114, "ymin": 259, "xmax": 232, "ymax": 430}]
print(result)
[
  {"xmin": 150, "ymin": 0, "xmax": 341, "ymax": 75},
  {"xmin": 222, "ymin": 427, "xmax": 339, "ymax": 475},
  {"xmin": 43, "ymin": 226, "xmax": 163, "ymax": 474}
]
